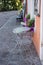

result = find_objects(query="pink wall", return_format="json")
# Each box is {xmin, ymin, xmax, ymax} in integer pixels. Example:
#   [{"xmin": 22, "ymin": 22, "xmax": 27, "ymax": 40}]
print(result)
[{"xmin": 33, "ymin": 16, "xmax": 40, "ymax": 56}]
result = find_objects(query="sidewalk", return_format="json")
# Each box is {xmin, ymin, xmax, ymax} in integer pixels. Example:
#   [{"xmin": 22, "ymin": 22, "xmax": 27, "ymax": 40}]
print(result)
[{"xmin": 0, "ymin": 11, "xmax": 42, "ymax": 65}]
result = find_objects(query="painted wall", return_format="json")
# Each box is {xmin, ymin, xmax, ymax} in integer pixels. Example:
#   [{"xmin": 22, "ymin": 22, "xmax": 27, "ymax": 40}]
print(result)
[
  {"xmin": 27, "ymin": 0, "xmax": 31, "ymax": 14},
  {"xmin": 33, "ymin": 0, "xmax": 41, "ymax": 57},
  {"xmin": 27, "ymin": 0, "xmax": 43, "ymax": 59},
  {"xmin": 40, "ymin": 0, "xmax": 43, "ymax": 60},
  {"xmin": 27, "ymin": 0, "xmax": 40, "ymax": 56},
  {"xmin": 40, "ymin": 0, "xmax": 43, "ymax": 44},
  {"xmin": 27, "ymin": 0, "xmax": 34, "ymax": 19},
  {"xmin": 33, "ymin": 16, "xmax": 40, "ymax": 56}
]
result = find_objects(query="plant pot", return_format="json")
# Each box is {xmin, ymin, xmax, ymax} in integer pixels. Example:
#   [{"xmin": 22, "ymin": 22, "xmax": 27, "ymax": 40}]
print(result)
[
  {"xmin": 30, "ymin": 27, "xmax": 34, "ymax": 32},
  {"xmin": 26, "ymin": 18, "xmax": 30, "ymax": 21}
]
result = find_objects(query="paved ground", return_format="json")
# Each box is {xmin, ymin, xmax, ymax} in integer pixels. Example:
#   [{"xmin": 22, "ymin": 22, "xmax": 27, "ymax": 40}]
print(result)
[
  {"xmin": 0, "ymin": 11, "xmax": 18, "ymax": 28},
  {"xmin": 0, "ymin": 11, "xmax": 42, "ymax": 65}
]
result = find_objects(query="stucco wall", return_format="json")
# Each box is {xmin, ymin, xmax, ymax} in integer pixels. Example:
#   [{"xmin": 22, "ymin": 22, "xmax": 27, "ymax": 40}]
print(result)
[
  {"xmin": 27, "ymin": 0, "xmax": 31, "ymax": 14},
  {"xmin": 33, "ymin": 16, "xmax": 40, "ymax": 56},
  {"xmin": 27, "ymin": 0, "xmax": 34, "ymax": 19},
  {"xmin": 27, "ymin": 0, "xmax": 40, "ymax": 56},
  {"xmin": 27, "ymin": 0, "xmax": 42, "ymax": 58},
  {"xmin": 40, "ymin": 0, "xmax": 43, "ymax": 44},
  {"xmin": 40, "ymin": 0, "xmax": 43, "ymax": 60}
]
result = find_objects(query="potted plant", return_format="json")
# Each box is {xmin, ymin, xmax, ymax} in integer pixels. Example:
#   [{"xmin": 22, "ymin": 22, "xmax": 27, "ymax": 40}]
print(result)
[
  {"xmin": 28, "ymin": 18, "xmax": 35, "ymax": 32},
  {"xmin": 26, "ymin": 14, "xmax": 30, "ymax": 19},
  {"xmin": 25, "ymin": 14, "xmax": 30, "ymax": 25},
  {"xmin": 28, "ymin": 18, "xmax": 35, "ymax": 27}
]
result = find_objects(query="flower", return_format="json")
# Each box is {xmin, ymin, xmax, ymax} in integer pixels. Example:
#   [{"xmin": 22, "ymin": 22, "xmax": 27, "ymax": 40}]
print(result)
[
  {"xmin": 30, "ymin": 27, "xmax": 34, "ymax": 31},
  {"xmin": 23, "ymin": 17, "xmax": 26, "ymax": 22}
]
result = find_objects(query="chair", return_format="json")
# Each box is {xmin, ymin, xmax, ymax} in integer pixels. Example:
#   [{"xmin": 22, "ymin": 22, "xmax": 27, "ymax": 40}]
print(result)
[{"xmin": 16, "ymin": 9, "xmax": 24, "ymax": 22}]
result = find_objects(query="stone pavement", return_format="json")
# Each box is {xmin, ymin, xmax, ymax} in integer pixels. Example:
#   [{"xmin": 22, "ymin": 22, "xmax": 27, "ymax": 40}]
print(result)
[
  {"xmin": 0, "ymin": 11, "xmax": 42, "ymax": 65},
  {"xmin": 0, "ymin": 11, "xmax": 18, "ymax": 28}
]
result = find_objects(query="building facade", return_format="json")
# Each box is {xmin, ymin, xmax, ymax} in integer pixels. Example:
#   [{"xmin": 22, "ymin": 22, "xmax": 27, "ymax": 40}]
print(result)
[{"xmin": 25, "ymin": 0, "xmax": 43, "ymax": 61}]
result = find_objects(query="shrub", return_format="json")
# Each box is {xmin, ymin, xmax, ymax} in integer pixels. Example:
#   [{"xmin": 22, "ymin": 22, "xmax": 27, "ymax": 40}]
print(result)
[
  {"xmin": 26, "ymin": 14, "xmax": 30, "ymax": 19},
  {"xmin": 28, "ymin": 18, "xmax": 35, "ymax": 27}
]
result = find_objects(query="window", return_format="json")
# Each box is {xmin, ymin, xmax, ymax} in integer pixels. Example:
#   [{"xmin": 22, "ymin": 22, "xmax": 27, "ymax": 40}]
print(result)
[
  {"xmin": 34, "ymin": 0, "xmax": 41, "ymax": 16},
  {"xmin": 34, "ymin": 0, "xmax": 38, "ymax": 15}
]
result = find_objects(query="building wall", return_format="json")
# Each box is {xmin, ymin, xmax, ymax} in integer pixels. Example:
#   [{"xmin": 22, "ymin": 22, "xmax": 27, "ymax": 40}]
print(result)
[
  {"xmin": 40, "ymin": 0, "xmax": 43, "ymax": 60},
  {"xmin": 27, "ymin": 0, "xmax": 40, "ymax": 56},
  {"xmin": 27, "ymin": 0, "xmax": 34, "ymax": 19},
  {"xmin": 33, "ymin": 16, "xmax": 40, "ymax": 56},
  {"xmin": 40, "ymin": 0, "xmax": 43, "ymax": 44},
  {"xmin": 31, "ymin": 0, "xmax": 41, "ymax": 57},
  {"xmin": 26, "ymin": 0, "xmax": 28, "ymax": 14},
  {"xmin": 24, "ymin": 0, "xmax": 27, "ymax": 16},
  {"xmin": 27, "ymin": 0, "xmax": 43, "ymax": 58},
  {"xmin": 27, "ymin": 0, "xmax": 31, "ymax": 14}
]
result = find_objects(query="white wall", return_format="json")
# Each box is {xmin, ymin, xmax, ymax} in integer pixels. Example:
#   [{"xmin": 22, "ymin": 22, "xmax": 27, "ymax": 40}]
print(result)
[
  {"xmin": 40, "ymin": 0, "xmax": 43, "ymax": 60},
  {"xmin": 27, "ymin": 0, "xmax": 31, "ymax": 14},
  {"xmin": 23, "ymin": 0, "xmax": 26, "ymax": 4},
  {"xmin": 27, "ymin": 0, "xmax": 34, "ymax": 19},
  {"xmin": 27, "ymin": 0, "xmax": 43, "ymax": 60},
  {"xmin": 30, "ymin": 0, "xmax": 34, "ymax": 19},
  {"xmin": 41, "ymin": 0, "xmax": 43, "ymax": 43}
]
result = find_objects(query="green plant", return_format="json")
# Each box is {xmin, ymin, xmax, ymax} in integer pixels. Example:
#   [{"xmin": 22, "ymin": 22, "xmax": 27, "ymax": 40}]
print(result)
[
  {"xmin": 26, "ymin": 14, "xmax": 30, "ymax": 19},
  {"xmin": 0, "ymin": 0, "xmax": 22, "ymax": 11},
  {"xmin": 28, "ymin": 18, "xmax": 35, "ymax": 27}
]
